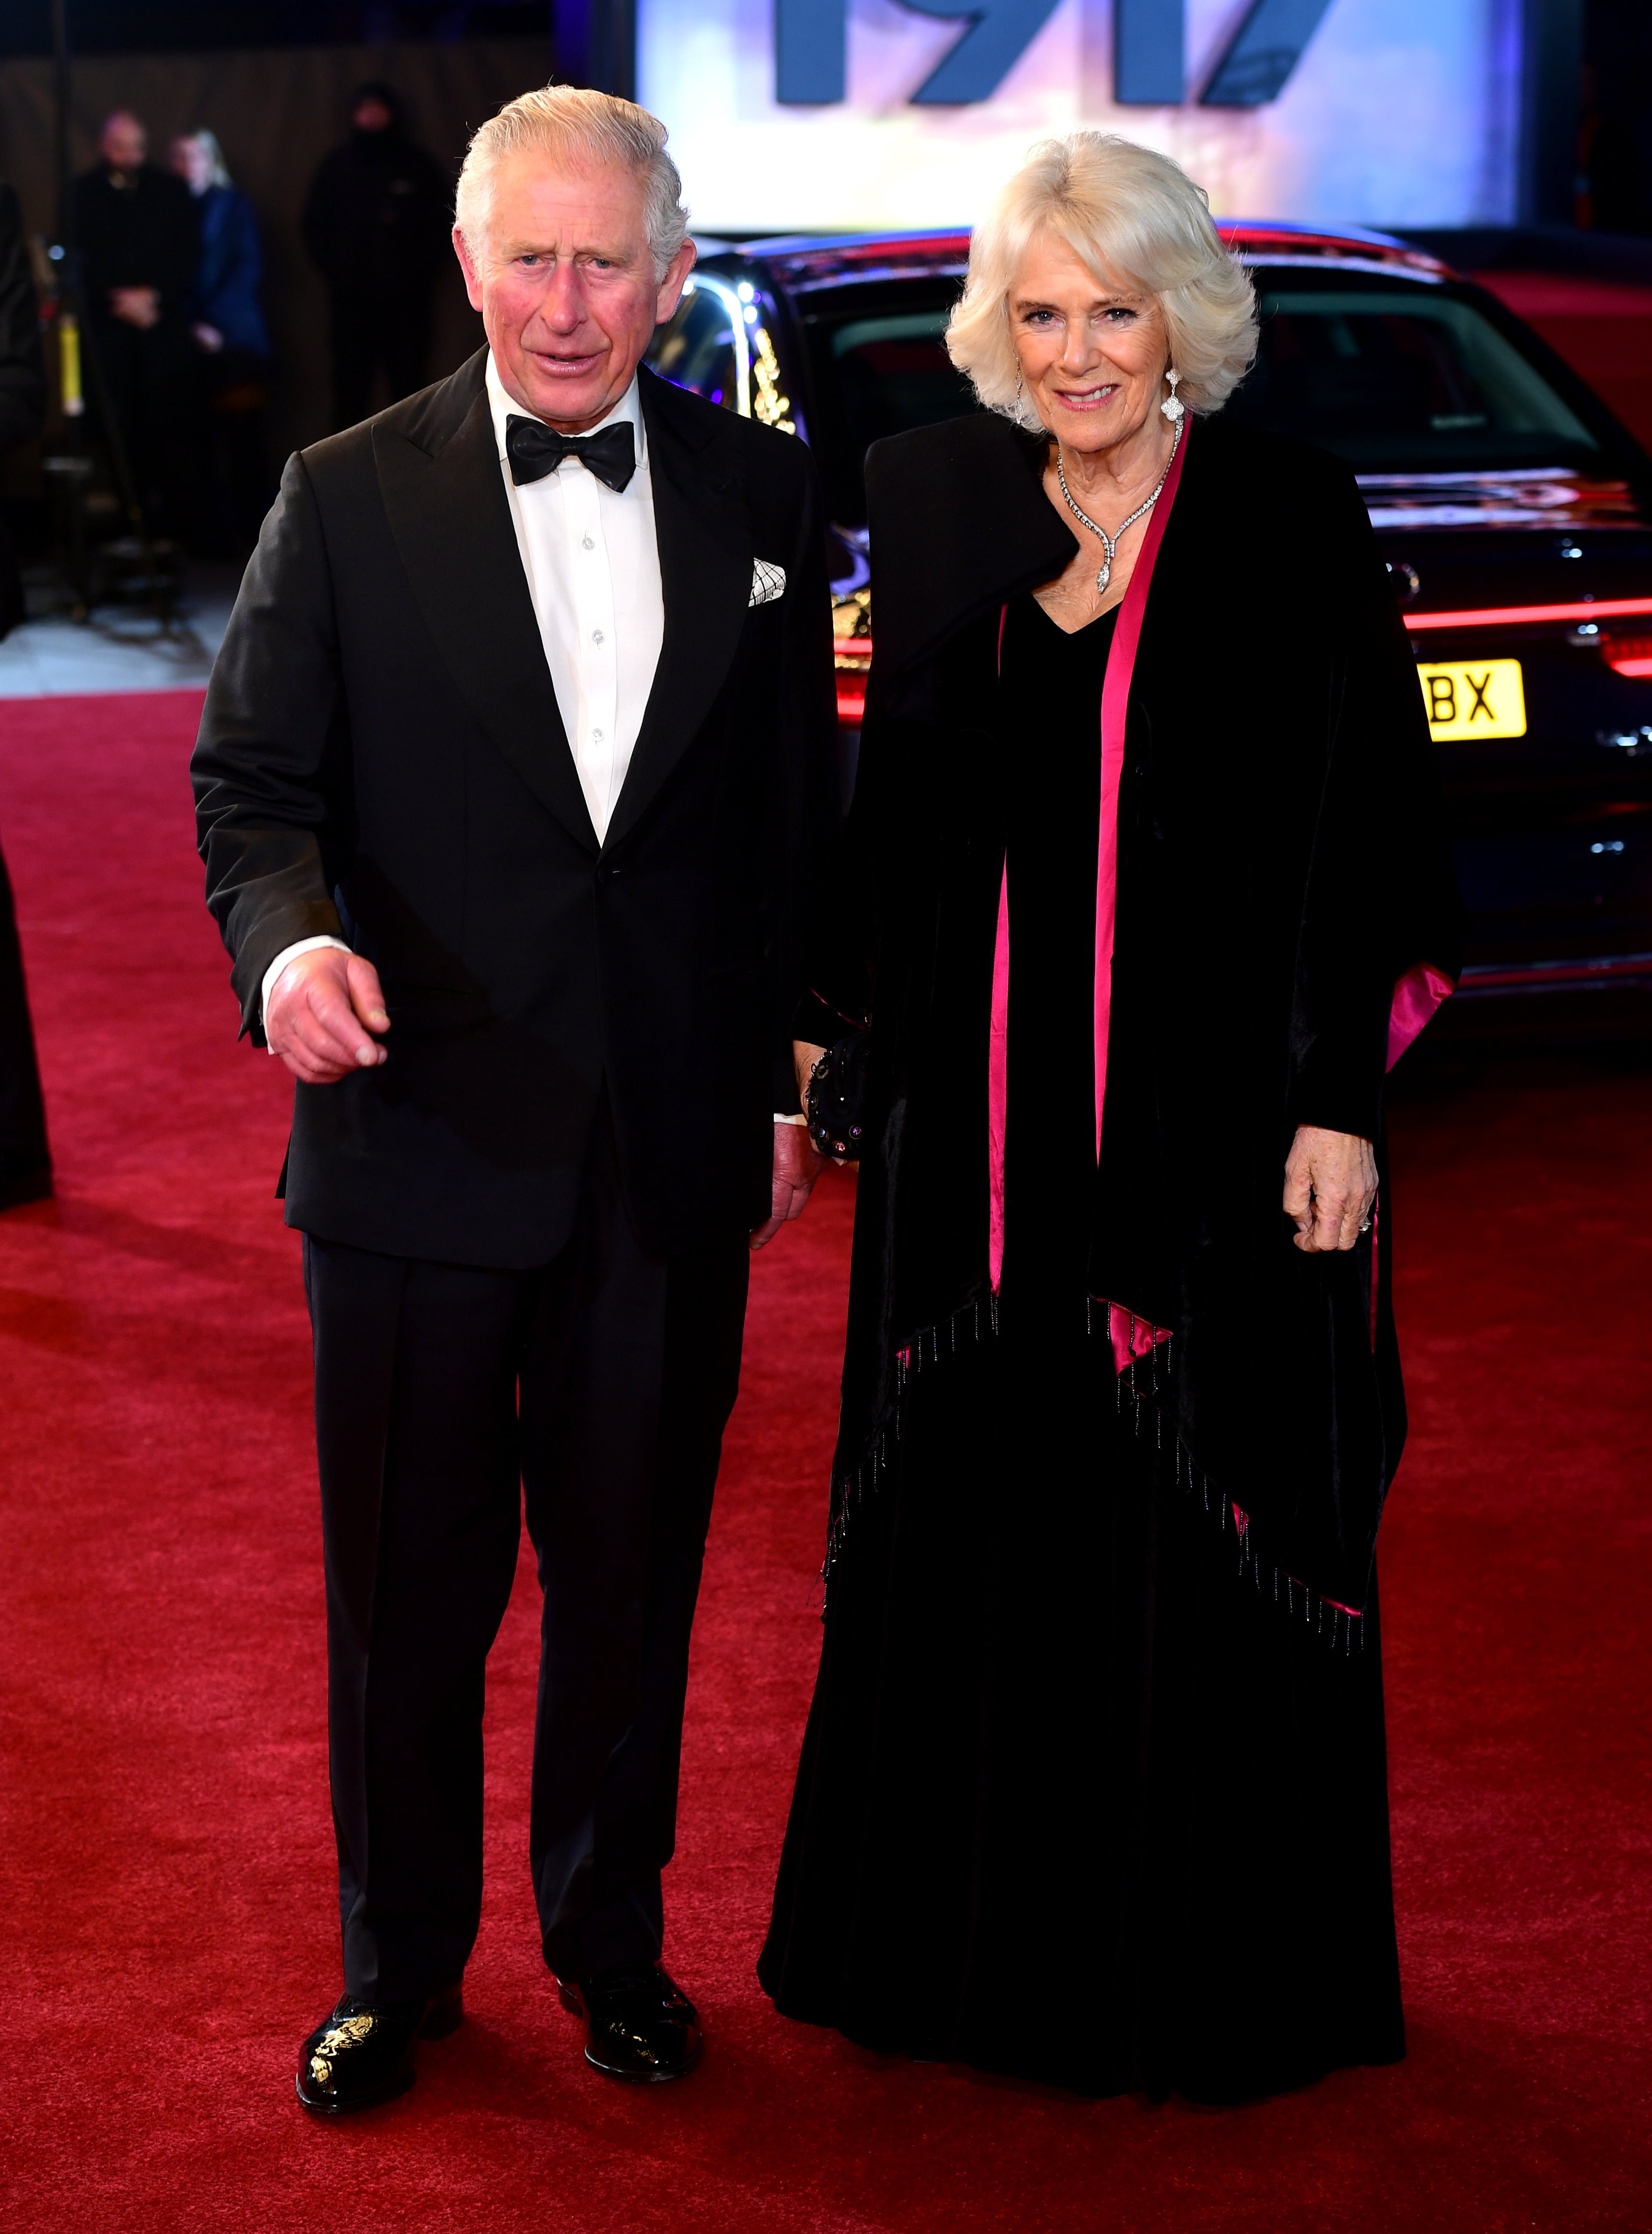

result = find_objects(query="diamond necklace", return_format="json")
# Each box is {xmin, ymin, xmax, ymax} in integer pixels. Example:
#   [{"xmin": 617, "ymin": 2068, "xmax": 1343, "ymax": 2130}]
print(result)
[{"xmin": 1054, "ymin": 417, "xmax": 1183, "ymax": 598}]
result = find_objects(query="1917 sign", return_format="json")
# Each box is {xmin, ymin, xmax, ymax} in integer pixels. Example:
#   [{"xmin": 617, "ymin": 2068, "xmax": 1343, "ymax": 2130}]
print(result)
[{"xmin": 774, "ymin": 0, "xmax": 1336, "ymax": 108}]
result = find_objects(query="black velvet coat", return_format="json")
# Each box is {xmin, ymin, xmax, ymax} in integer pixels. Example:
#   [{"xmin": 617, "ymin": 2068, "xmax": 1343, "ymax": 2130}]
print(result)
[{"xmin": 807, "ymin": 410, "xmax": 1460, "ymax": 1618}]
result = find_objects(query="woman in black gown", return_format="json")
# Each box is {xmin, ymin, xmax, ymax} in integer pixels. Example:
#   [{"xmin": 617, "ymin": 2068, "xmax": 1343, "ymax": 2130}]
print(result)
[{"xmin": 758, "ymin": 133, "xmax": 1461, "ymax": 2102}]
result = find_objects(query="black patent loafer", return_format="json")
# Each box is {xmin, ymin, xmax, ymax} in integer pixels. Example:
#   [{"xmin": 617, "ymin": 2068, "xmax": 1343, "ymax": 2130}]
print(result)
[
  {"xmin": 294, "ymin": 1983, "xmax": 462, "ymax": 2115},
  {"xmin": 0, "ymin": 1155, "xmax": 52, "ymax": 1213},
  {"xmin": 557, "ymin": 1962, "xmax": 703, "ymax": 2083}
]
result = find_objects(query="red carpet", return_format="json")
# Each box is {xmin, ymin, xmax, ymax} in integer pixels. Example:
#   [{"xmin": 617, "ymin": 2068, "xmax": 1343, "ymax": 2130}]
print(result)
[{"xmin": 1, "ymin": 690, "xmax": 1649, "ymax": 2232}]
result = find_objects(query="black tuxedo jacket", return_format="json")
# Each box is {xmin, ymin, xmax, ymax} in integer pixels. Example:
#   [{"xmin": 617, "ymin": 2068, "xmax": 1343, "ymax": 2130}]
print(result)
[{"xmin": 192, "ymin": 354, "xmax": 838, "ymax": 1265}]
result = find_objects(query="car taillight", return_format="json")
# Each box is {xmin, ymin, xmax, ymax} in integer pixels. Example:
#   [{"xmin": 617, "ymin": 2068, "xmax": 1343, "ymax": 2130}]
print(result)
[
  {"xmin": 834, "ymin": 633, "xmax": 871, "ymax": 728},
  {"xmin": 1601, "ymin": 632, "xmax": 1652, "ymax": 677},
  {"xmin": 1404, "ymin": 596, "xmax": 1652, "ymax": 631}
]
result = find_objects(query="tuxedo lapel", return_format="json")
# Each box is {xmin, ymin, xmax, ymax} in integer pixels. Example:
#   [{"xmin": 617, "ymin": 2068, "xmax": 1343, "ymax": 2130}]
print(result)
[
  {"xmin": 374, "ymin": 354, "xmax": 599, "ymax": 854},
  {"xmin": 603, "ymin": 367, "xmax": 753, "ymax": 852}
]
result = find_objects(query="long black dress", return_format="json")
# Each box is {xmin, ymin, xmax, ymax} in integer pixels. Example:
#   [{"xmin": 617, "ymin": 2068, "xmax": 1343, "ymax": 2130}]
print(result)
[{"xmin": 758, "ymin": 594, "xmax": 1407, "ymax": 2102}]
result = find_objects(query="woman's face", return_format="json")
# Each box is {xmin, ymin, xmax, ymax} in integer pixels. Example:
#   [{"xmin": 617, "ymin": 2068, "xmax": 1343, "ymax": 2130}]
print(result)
[
  {"xmin": 171, "ymin": 136, "xmax": 212, "ymax": 195},
  {"xmin": 1008, "ymin": 231, "xmax": 1171, "ymax": 455}
]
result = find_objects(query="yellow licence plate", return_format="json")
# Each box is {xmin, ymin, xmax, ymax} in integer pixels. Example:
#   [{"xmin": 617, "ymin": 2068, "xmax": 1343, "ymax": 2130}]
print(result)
[{"xmin": 1417, "ymin": 658, "xmax": 1526, "ymax": 740}]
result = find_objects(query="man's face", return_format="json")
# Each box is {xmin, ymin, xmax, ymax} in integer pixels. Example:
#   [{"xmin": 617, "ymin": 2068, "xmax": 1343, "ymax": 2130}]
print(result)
[
  {"xmin": 100, "ymin": 114, "xmax": 147, "ymax": 173},
  {"xmin": 352, "ymin": 96, "xmax": 393, "ymax": 133},
  {"xmin": 454, "ymin": 154, "xmax": 695, "ymax": 434}
]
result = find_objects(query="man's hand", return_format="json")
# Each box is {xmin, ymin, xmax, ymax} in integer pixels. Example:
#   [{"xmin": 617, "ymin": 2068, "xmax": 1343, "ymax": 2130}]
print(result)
[
  {"xmin": 1283, "ymin": 1124, "xmax": 1377, "ymax": 1253},
  {"xmin": 109, "ymin": 285, "xmax": 161, "ymax": 329},
  {"xmin": 794, "ymin": 1038, "xmax": 827, "ymax": 1114},
  {"xmin": 266, "ymin": 949, "xmax": 390, "ymax": 1085},
  {"xmin": 749, "ymin": 1119, "xmax": 827, "ymax": 1251}
]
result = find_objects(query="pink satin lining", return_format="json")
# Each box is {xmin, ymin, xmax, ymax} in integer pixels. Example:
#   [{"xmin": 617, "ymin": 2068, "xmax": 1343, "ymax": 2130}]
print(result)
[
  {"xmin": 988, "ymin": 606, "xmax": 1012, "ymax": 1289},
  {"xmin": 1107, "ymin": 1301, "xmax": 1171, "ymax": 1376},
  {"xmin": 987, "ymin": 428, "xmax": 1191, "ymax": 1294},
  {"xmin": 1386, "ymin": 961, "xmax": 1455, "ymax": 1071},
  {"xmin": 988, "ymin": 864, "xmax": 1010, "ymax": 1291},
  {"xmin": 1230, "ymin": 1499, "xmax": 1361, "ymax": 1618},
  {"xmin": 1094, "ymin": 435, "xmax": 1187, "ymax": 1158}
]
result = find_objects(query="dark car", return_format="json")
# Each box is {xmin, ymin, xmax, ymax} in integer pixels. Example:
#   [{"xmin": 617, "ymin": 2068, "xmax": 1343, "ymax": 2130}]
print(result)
[{"xmin": 648, "ymin": 223, "xmax": 1652, "ymax": 1009}]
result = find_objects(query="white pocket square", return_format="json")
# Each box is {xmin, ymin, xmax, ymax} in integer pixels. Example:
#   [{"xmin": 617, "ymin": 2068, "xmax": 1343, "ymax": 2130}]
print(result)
[{"xmin": 749, "ymin": 559, "xmax": 787, "ymax": 607}]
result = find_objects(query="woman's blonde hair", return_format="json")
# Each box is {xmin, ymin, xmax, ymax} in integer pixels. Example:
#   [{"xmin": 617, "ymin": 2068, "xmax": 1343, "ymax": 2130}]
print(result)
[
  {"xmin": 946, "ymin": 133, "xmax": 1258, "ymax": 424},
  {"xmin": 183, "ymin": 129, "xmax": 232, "ymax": 192},
  {"xmin": 455, "ymin": 85, "xmax": 689, "ymax": 279}
]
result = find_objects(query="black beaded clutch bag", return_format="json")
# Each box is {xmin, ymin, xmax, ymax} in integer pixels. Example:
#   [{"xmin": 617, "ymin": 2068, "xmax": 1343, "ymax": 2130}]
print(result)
[{"xmin": 805, "ymin": 1033, "xmax": 870, "ymax": 1160}]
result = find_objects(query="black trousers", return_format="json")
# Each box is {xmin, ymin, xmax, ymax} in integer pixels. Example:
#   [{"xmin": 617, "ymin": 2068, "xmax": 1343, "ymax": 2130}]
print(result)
[
  {"xmin": 86, "ymin": 314, "xmax": 196, "ymax": 539},
  {"xmin": 302, "ymin": 1115, "xmax": 750, "ymax": 2003},
  {"xmin": 0, "ymin": 838, "xmax": 50, "ymax": 1180}
]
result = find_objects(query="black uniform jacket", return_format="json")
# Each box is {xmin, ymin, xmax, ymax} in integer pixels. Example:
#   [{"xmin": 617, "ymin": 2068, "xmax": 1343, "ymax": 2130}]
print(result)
[
  {"xmin": 0, "ymin": 179, "xmax": 45, "ymax": 637},
  {"xmin": 71, "ymin": 162, "xmax": 198, "ymax": 324},
  {"xmin": 192, "ymin": 354, "xmax": 839, "ymax": 1266},
  {"xmin": 0, "ymin": 182, "xmax": 44, "ymax": 455},
  {"xmin": 300, "ymin": 129, "xmax": 451, "ymax": 300},
  {"xmin": 807, "ymin": 409, "xmax": 1461, "ymax": 1616}
]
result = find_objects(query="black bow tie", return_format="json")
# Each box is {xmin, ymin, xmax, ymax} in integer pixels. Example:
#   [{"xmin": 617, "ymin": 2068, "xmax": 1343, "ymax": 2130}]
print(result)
[{"xmin": 505, "ymin": 414, "xmax": 637, "ymax": 494}]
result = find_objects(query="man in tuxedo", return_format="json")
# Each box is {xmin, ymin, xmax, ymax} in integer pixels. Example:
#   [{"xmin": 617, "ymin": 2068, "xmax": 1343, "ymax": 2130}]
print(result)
[{"xmin": 192, "ymin": 86, "xmax": 836, "ymax": 2114}]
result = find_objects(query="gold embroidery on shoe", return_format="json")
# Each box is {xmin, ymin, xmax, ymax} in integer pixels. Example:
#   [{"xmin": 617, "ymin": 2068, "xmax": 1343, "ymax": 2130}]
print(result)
[{"xmin": 308, "ymin": 2011, "xmax": 377, "ymax": 2090}]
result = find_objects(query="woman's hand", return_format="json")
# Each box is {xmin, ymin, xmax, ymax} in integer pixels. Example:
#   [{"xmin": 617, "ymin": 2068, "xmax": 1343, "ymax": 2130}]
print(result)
[{"xmin": 1282, "ymin": 1125, "xmax": 1377, "ymax": 1253}]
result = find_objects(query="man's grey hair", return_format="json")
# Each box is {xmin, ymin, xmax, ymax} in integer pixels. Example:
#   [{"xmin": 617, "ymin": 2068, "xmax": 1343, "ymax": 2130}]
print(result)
[{"xmin": 455, "ymin": 85, "xmax": 689, "ymax": 279}]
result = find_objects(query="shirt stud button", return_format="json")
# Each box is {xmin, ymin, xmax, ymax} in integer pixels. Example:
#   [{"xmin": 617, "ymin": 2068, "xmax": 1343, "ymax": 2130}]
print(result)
[
  {"xmin": 591, "ymin": 727, "xmax": 604, "ymax": 742},
  {"xmin": 582, "ymin": 535, "xmax": 594, "ymax": 550},
  {"xmin": 592, "ymin": 629, "xmax": 604, "ymax": 645}
]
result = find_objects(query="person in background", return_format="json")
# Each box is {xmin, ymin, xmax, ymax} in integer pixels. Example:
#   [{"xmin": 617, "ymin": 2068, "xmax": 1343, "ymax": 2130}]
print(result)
[
  {"xmin": 0, "ymin": 175, "xmax": 51, "ymax": 1208},
  {"xmin": 71, "ymin": 110, "xmax": 198, "ymax": 538},
  {"xmin": 0, "ymin": 175, "xmax": 44, "ymax": 637},
  {"xmin": 301, "ymin": 83, "xmax": 451, "ymax": 431},
  {"xmin": 171, "ymin": 130, "xmax": 271, "ymax": 552}
]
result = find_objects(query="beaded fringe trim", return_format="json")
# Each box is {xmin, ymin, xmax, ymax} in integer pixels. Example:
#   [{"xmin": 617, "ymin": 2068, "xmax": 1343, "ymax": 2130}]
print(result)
[{"xmin": 821, "ymin": 1289, "xmax": 1364, "ymax": 1654}]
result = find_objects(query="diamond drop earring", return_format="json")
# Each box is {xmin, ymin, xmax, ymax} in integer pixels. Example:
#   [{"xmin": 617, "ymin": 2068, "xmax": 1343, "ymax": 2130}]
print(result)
[{"xmin": 1161, "ymin": 368, "xmax": 1184, "ymax": 423}]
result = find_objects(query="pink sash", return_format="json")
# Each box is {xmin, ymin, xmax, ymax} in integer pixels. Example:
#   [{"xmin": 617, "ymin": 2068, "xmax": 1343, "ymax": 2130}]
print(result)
[{"xmin": 988, "ymin": 427, "xmax": 1191, "ymax": 1294}]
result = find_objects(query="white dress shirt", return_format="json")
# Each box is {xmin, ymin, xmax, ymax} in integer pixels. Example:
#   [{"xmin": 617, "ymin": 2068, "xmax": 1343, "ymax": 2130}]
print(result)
[{"xmin": 483, "ymin": 353, "xmax": 663, "ymax": 842}]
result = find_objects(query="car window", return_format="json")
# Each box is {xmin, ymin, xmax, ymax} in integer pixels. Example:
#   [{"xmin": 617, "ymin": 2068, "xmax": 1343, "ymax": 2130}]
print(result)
[
  {"xmin": 797, "ymin": 281, "xmax": 980, "ymax": 525},
  {"xmin": 1229, "ymin": 279, "xmax": 1602, "ymax": 471},
  {"xmin": 649, "ymin": 280, "xmax": 744, "ymax": 413}
]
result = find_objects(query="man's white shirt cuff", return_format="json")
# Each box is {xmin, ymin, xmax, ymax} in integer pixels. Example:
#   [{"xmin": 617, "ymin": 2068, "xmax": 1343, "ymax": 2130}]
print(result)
[{"xmin": 261, "ymin": 936, "xmax": 352, "ymax": 1041}]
